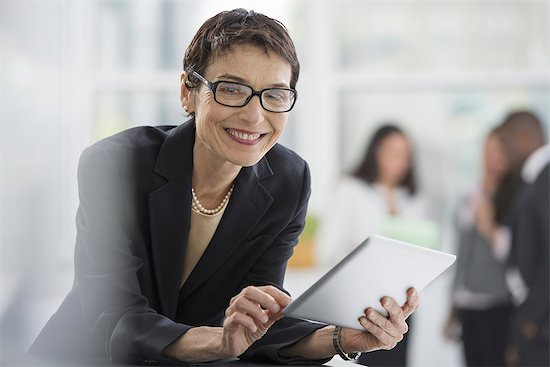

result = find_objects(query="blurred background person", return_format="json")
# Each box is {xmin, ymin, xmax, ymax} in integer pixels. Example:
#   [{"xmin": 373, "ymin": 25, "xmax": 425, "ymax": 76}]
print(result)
[
  {"xmin": 498, "ymin": 111, "xmax": 549, "ymax": 367},
  {"xmin": 443, "ymin": 127, "xmax": 514, "ymax": 366},
  {"xmin": 317, "ymin": 124, "xmax": 434, "ymax": 366}
]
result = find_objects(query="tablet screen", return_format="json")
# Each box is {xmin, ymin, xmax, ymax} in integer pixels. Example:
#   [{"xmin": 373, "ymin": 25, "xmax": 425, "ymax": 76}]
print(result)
[{"xmin": 283, "ymin": 234, "xmax": 456, "ymax": 330}]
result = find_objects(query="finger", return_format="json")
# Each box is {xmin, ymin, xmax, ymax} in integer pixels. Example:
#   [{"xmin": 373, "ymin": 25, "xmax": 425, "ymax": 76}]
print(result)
[
  {"xmin": 257, "ymin": 285, "xmax": 292, "ymax": 311},
  {"xmin": 359, "ymin": 316, "xmax": 399, "ymax": 350},
  {"xmin": 231, "ymin": 286, "xmax": 282, "ymax": 314},
  {"xmin": 364, "ymin": 307, "xmax": 401, "ymax": 338},
  {"xmin": 380, "ymin": 297, "xmax": 406, "ymax": 325},
  {"xmin": 226, "ymin": 296, "xmax": 270, "ymax": 325},
  {"xmin": 402, "ymin": 288, "xmax": 419, "ymax": 318},
  {"xmin": 224, "ymin": 312, "xmax": 259, "ymax": 334}
]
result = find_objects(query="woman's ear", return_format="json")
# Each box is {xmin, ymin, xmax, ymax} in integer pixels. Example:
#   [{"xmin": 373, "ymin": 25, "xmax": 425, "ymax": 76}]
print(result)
[{"xmin": 180, "ymin": 71, "xmax": 195, "ymax": 114}]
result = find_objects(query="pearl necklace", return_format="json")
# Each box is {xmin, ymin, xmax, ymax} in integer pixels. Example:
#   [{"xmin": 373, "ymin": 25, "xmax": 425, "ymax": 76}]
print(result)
[{"xmin": 191, "ymin": 183, "xmax": 235, "ymax": 215}]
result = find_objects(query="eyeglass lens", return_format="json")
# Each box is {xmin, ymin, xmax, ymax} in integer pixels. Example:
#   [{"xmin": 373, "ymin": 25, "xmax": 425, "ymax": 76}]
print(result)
[{"xmin": 215, "ymin": 82, "xmax": 295, "ymax": 112}]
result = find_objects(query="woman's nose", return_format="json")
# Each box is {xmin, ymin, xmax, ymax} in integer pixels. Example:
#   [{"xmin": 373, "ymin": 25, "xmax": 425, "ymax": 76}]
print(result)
[{"xmin": 238, "ymin": 95, "xmax": 265, "ymax": 126}]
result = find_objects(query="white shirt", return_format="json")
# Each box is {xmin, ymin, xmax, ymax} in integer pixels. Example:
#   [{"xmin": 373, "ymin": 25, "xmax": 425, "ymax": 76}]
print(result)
[
  {"xmin": 317, "ymin": 176, "xmax": 433, "ymax": 267},
  {"xmin": 522, "ymin": 144, "xmax": 550, "ymax": 184}
]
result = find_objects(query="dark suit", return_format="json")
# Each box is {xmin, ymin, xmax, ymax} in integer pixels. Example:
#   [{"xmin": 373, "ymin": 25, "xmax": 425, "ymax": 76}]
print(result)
[
  {"xmin": 509, "ymin": 163, "xmax": 549, "ymax": 366},
  {"xmin": 29, "ymin": 120, "xmax": 326, "ymax": 365}
]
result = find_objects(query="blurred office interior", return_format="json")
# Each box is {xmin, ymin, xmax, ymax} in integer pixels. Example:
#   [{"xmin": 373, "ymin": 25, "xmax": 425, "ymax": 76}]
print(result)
[{"xmin": 1, "ymin": 0, "xmax": 549, "ymax": 365}]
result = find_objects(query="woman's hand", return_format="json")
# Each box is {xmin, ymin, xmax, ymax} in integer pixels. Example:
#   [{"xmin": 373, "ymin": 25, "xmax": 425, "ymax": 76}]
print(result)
[
  {"xmin": 163, "ymin": 285, "xmax": 291, "ymax": 362},
  {"xmin": 221, "ymin": 285, "xmax": 292, "ymax": 357},
  {"xmin": 475, "ymin": 198, "xmax": 497, "ymax": 244},
  {"xmin": 279, "ymin": 288, "xmax": 419, "ymax": 360},
  {"xmin": 340, "ymin": 288, "xmax": 419, "ymax": 353}
]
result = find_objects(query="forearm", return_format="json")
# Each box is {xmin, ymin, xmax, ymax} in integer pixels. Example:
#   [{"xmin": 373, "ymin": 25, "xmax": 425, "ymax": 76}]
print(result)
[
  {"xmin": 163, "ymin": 326, "xmax": 225, "ymax": 363},
  {"xmin": 279, "ymin": 325, "xmax": 336, "ymax": 359}
]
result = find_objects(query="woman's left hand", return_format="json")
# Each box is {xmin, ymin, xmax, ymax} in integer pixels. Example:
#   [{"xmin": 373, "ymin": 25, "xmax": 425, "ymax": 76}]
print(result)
[{"xmin": 340, "ymin": 287, "xmax": 419, "ymax": 353}]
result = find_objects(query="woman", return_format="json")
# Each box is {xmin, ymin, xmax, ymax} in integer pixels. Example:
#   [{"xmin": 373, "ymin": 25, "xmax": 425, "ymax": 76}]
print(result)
[
  {"xmin": 318, "ymin": 124, "xmax": 430, "ymax": 366},
  {"xmin": 318, "ymin": 125, "xmax": 430, "ymax": 265},
  {"xmin": 28, "ymin": 9, "xmax": 418, "ymax": 365},
  {"xmin": 444, "ymin": 128, "xmax": 514, "ymax": 366}
]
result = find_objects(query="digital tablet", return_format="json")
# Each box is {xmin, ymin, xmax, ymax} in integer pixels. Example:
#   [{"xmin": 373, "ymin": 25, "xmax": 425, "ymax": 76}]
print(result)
[{"xmin": 283, "ymin": 234, "xmax": 456, "ymax": 330}]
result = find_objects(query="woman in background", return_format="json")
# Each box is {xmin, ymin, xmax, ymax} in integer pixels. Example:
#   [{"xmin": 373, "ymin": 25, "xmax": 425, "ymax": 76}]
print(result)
[
  {"xmin": 318, "ymin": 124, "xmax": 431, "ymax": 366},
  {"xmin": 443, "ymin": 128, "xmax": 514, "ymax": 366}
]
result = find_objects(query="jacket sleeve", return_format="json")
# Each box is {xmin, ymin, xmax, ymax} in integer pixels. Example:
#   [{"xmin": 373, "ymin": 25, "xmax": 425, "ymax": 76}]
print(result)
[
  {"xmin": 75, "ymin": 145, "xmax": 188, "ymax": 365},
  {"xmin": 238, "ymin": 161, "xmax": 332, "ymax": 365},
  {"xmin": 513, "ymin": 169, "xmax": 549, "ymax": 331}
]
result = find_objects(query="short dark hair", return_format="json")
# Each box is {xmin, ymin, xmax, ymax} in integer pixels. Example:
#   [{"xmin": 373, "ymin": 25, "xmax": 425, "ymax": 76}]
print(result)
[
  {"xmin": 498, "ymin": 110, "xmax": 546, "ymax": 169},
  {"xmin": 499, "ymin": 110, "xmax": 545, "ymax": 141},
  {"xmin": 183, "ymin": 8, "xmax": 300, "ymax": 88},
  {"xmin": 351, "ymin": 124, "xmax": 417, "ymax": 195}
]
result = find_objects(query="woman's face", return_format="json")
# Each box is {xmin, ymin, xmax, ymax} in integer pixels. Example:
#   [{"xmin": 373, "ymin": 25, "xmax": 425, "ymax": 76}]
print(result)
[
  {"xmin": 376, "ymin": 133, "xmax": 412, "ymax": 186},
  {"xmin": 181, "ymin": 44, "xmax": 292, "ymax": 168},
  {"xmin": 484, "ymin": 133, "xmax": 508, "ymax": 179}
]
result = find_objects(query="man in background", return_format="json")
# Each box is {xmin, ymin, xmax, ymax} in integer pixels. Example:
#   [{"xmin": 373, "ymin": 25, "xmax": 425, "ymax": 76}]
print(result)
[{"xmin": 498, "ymin": 111, "xmax": 549, "ymax": 366}]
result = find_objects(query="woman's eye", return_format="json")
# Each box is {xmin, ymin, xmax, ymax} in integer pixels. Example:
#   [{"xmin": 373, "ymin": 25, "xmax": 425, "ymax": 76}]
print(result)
[
  {"xmin": 265, "ymin": 90, "xmax": 287, "ymax": 102},
  {"xmin": 219, "ymin": 83, "xmax": 246, "ymax": 95}
]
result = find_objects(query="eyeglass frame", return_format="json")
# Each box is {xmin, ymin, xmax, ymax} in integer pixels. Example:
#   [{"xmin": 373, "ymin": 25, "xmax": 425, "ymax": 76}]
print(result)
[{"xmin": 188, "ymin": 70, "xmax": 297, "ymax": 113}]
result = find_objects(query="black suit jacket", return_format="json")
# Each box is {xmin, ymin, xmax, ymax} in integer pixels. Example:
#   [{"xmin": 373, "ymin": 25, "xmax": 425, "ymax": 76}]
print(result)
[
  {"xmin": 510, "ymin": 164, "xmax": 549, "ymax": 347},
  {"xmin": 29, "ymin": 120, "xmax": 326, "ymax": 365}
]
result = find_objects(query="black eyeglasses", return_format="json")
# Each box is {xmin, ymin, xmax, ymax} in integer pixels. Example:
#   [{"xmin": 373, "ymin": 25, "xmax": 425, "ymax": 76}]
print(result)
[{"xmin": 189, "ymin": 70, "xmax": 297, "ymax": 113}]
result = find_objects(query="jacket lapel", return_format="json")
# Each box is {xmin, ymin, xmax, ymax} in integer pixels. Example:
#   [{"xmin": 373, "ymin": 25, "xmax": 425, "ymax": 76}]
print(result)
[
  {"xmin": 147, "ymin": 119, "xmax": 275, "ymax": 316},
  {"xmin": 179, "ymin": 155, "xmax": 274, "ymax": 301},
  {"xmin": 148, "ymin": 121, "xmax": 195, "ymax": 318}
]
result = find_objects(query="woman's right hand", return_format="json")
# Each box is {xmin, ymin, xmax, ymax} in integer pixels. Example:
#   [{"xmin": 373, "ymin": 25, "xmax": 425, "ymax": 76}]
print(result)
[
  {"xmin": 220, "ymin": 285, "xmax": 292, "ymax": 357},
  {"xmin": 163, "ymin": 285, "xmax": 291, "ymax": 363},
  {"xmin": 474, "ymin": 197, "xmax": 497, "ymax": 244}
]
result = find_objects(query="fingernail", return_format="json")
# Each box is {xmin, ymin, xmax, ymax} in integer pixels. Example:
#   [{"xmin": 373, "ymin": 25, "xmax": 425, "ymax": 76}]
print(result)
[
  {"xmin": 271, "ymin": 304, "xmax": 280, "ymax": 313},
  {"xmin": 365, "ymin": 308, "xmax": 375, "ymax": 318}
]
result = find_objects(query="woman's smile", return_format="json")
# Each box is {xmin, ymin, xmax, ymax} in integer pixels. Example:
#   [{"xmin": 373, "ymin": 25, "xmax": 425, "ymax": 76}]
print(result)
[{"xmin": 225, "ymin": 128, "xmax": 267, "ymax": 146}]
